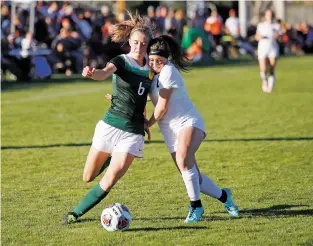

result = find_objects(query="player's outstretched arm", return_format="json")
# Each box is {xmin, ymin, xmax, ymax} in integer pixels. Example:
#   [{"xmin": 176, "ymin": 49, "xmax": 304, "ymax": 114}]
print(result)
[{"xmin": 82, "ymin": 63, "xmax": 117, "ymax": 81}]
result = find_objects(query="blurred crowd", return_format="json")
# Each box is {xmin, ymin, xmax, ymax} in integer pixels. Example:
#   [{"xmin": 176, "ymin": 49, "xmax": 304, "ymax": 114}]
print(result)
[{"xmin": 1, "ymin": 1, "xmax": 313, "ymax": 81}]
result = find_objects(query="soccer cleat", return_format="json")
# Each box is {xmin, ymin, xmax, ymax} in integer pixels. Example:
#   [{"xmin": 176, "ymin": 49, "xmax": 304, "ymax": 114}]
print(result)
[
  {"xmin": 222, "ymin": 188, "xmax": 239, "ymax": 217},
  {"xmin": 262, "ymin": 81, "xmax": 268, "ymax": 92},
  {"xmin": 184, "ymin": 206, "xmax": 204, "ymax": 223},
  {"xmin": 64, "ymin": 212, "xmax": 78, "ymax": 224}
]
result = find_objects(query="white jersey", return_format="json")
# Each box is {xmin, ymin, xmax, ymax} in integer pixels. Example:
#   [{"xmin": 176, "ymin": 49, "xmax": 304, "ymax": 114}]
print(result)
[
  {"xmin": 257, "ymin": 22, "xmax": 281, "ymax": 59},
  {"xmin": 225, "ymin": 16, "xmax": 240, "ymax": 37},
  {"xmin": 149, "ymin": 62, "xmax": 206, "ymax": 152},
  {"xmin": 257, "ymin": 22, "xmax": 281, "ymax": 45}
]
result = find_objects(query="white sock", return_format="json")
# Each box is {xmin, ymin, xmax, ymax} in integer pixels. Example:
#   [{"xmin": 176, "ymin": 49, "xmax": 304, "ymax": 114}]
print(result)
[
  {"xmin": 181, "ymin": 165, "xmax": 200, "ymax": 201},
  {"xmin": 200, "ymin": 173, "xmax": 222, "ymax": 199},
  {"xmin": 268, "ymin": 75, "xmax": 275, "ymax": 91},
  {"xmin": 260, "ymin": 72, "xmax": 267, "ymax": 82}
]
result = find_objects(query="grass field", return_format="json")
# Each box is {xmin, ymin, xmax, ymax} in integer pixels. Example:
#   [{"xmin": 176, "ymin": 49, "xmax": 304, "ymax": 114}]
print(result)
[{"xmin": 2, "ymin": 56, "xmax": 313, "ymax": 246}]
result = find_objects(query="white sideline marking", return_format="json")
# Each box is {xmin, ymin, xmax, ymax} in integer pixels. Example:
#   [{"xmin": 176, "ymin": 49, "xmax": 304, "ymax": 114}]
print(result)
[{"xmin": 2, "ymin": 87, "xmax": 105, "ymax": 105}]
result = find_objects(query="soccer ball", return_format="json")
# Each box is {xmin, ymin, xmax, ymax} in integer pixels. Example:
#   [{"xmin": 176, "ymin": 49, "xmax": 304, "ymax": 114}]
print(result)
[{"xmin": 100, "ymin": 203, "xmax": 132, "ymax": 231}]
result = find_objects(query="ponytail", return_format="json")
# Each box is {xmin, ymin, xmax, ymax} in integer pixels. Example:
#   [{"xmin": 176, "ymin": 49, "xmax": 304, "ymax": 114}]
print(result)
[
  {"xmin": 161, "ymin": 35, "xmax": 190, "ymax": 72},
  {"xmin": 111, "ymin": 11, "xmax": 154, "ymax": 43}
]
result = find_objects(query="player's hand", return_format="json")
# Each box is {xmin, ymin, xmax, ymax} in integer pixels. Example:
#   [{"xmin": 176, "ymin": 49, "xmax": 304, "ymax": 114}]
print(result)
[
  {"xmin": 144, "ymin": 119, "xmax": 151, "ymax": 141},
  {"xmin": 105, "ymin": 93, "xmax": 112, "ymax": 100},
  {"xmin": 144, "ymin": 126, "xmax": 151, "ymax": 142},
  {"xmin": 82, "ymin": 66, "xmax": 96, "ymax": 78}
]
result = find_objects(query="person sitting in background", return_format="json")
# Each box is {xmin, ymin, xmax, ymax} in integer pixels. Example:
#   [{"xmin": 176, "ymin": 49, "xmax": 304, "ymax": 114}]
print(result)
[
  {"xmin": 76, "ymin": 9, "xmax": 92, "ymax": 40},
  {"xmin": 21, "ymin": 32, "xmax": 38, "ymax": 50},
  {"xmin": 286, "ymin": 23, "xmax": 305, "ymax": 55},
  {"xmin": 50, "ymin": 28, "xmax": 83, "ymax": 75},
  {"xmin": 186, "ymin": 37, "xmax": 210, "ymax": 62},
  {"xmin": 225, "ymin": 9, "xmax": 240, "ymax": 39}
]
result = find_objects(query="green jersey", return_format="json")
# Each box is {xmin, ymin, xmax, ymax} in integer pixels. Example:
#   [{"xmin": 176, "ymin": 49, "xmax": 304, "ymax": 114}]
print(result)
[{"xmin": 103, "ymin": 54, "xmax": 154, "ymax": 136}]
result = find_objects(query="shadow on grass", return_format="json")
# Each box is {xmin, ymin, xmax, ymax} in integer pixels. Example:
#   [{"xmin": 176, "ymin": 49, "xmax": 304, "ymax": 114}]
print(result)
[
  {"xmin": 240, "ymin": 204, "xmax": 313, "ymax": 217},
  {"xmin": 134, "ymin": 215, "xmax": 241, "ymax": 222},
  {"xmin": 126, "ymin": 225, "xmax": 208, "ymax": 232},
  {"xmin": 66, "ymin": 217, "xmax": 209, "ymax": 231},
  {"xmin": 213, "ymin": 204, "xmax": 313, "ymax": 217},
  {"xmin": 2, "ymin": 137, "xmax": 313, "ymax": 150},
  {"xmin": 76, "ymin": 218, "xmax": 97, "ymax": 223}
]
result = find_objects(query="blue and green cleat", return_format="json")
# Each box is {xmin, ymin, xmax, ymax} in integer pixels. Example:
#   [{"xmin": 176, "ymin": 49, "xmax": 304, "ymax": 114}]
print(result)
[
  {"xmin": 184, "ymin": 206, "xmax": 204, "ymax": 223},
  {"xmin": 222, "ymin": 188, "xmax": 239, "ymax": 217}
]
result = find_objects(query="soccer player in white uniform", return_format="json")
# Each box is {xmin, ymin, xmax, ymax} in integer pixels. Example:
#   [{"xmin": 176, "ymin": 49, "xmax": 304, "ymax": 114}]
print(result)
[
  {"xmin": 146, "ymin": 35, "xmax": 239, "ymax": 223},
  {"xmin": 65, "ymin": 13, "xmax": 154, "ymax": 224},
  {"xmin": 255, "ymin": 9, "xmax": 281, "ymax": 93}
]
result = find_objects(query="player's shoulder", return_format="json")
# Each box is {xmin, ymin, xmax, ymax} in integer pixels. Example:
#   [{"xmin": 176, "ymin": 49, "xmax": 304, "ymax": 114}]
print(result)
[
  {"xmin": 257, "ymin": 22, "xmax": 264, "ymax": 28},
  {"xmin": 272, "ymin": 22, "xmax": 280, "ymax": 29},
  {"xmin": 160, "ymin": 62, "xmax": 177, "ymax": 78}
]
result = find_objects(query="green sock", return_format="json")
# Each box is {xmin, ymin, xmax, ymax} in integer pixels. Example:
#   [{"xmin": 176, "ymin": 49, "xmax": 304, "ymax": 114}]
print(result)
[
  {"xmin": 72, "ymin": 183, "xmax": 108, "ymax": 217},
  {"xmin": 98, "ymin": 156, "xmax": 111, "ymax": 176}
]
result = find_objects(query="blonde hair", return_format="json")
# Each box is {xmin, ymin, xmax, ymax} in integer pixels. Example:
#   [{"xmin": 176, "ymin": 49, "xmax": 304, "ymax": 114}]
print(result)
[{"xmin": 111, "ymin": 11, "xmax": 154, "ymax": 43}]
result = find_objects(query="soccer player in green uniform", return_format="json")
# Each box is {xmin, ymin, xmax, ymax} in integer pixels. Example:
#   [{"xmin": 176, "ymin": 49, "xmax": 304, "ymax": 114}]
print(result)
[{"xmin": 65, "ymin": 12, "xmax": 154, "ymax": 224}]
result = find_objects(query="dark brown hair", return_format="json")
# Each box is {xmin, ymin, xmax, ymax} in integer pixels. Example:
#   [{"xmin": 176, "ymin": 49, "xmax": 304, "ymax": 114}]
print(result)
[{"xmin": 148, "ymin": 35, "xmax": 190, "ymax": 72}]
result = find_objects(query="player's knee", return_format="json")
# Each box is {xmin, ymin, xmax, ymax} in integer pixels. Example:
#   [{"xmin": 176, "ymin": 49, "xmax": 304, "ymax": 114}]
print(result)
[
  {"xmin": 99, "ymin": 176, "xmax": 115, "ymax": 192},
  {"xmin": 176, "ymin": 151, "xmax": 193, "ymax": 170},
  {"xmin": 176, "ymin": 151, "xmax": 187, "ymax": 164},
  {"xmin": 83, "ymin": 172, "xmax": 94, "ymax": 183}
]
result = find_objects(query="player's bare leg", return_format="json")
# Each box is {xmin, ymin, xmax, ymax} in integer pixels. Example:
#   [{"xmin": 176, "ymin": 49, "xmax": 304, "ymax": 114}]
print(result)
[
  {"xmin": 267, "ymin": 57, "xmax": 277, "ymax": 93},
  {"xmin": 259, "ymin": 58, "xmax": 268, "ymax": 92}
]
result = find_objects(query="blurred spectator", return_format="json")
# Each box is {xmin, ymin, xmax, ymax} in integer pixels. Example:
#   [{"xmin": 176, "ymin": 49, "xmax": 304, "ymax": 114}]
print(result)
[
  {"xmin": 96, "ymin": 5, "xmax": 113, "ymax": 27},
  {"xmin": 50, "ymin": 28, "xmax": 83, "ymax": 75},
  {"xmin": 225, "ymin": 9, "xmax": 240, "ymax": 39},
  {"xmin": 76, "ymin": 9, "xmax": 92, "ymax": 40},
  {"xmin": 84, "ymin": 9, "xmax": 93, "ymax": 26},
  {"xmin": 286, "ymin": 23, "xmax": 305, "ymax": 55},
  {"xmin": 47, "ymin": 1, "xmax": 59, "ymax": 19},
  {"xmin": 2, "ymin": 1, "xmax": 313, "ymax": 82},
  {"xmin": 21, "ymin": 32, "xmax": 38, "ymax": 50},
  {"xmin": 204, "ymin": 10, "xmax": 223, "ymax": 46},
  {"xmin": 303, "ymin": 23, "xmax": 313, "ymax": 53},
  {"xmin": 156, "ymin": 6, "xmax": 165, "ymax": 32},
  {"xmin": 187, "ymin": 37, "xmax": 211, "ymax": 63},
  {"xmin": 174, "ymin": 9, "xmax": 185, "ymax": 39},
  {"xmin": 164, "ymin": 8, "xmax": 177, "ymax": 34},
  {"xmin": 147, "ymin": 5, "xmax": 157, "ymax": 27},
  {"xmin": 7, "ymin": 34, "xmax": 16, "ymax": 49},
  {"xmin": 1, "ymin": 4, "xmax": 10, "ymax": 36},
  {"xmin": 191, "ymin": 10, "xmax": 206, "ymax": 30},
  {"xmin": 42, "ymin": 16, "xmax": 58, "ymax": 47}
]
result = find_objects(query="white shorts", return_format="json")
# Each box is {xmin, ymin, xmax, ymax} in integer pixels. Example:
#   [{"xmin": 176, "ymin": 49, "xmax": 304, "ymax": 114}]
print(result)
[
  {"xmin": 92, "ymin": 120, "xmax": 145, "ymax": 158},
  {"xmin": 159, "ymin": 117, "xmax": 206, "ymax": 153},
  {"xmin": 258, "ymin": 42, "xmax": 279, "ymax": 60}
]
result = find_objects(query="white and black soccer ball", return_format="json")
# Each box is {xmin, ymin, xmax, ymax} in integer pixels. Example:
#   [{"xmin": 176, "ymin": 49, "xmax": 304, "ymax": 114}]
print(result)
[{"xmin": 100, "ymin": 203, "xmax": 132, "ymax": 231}]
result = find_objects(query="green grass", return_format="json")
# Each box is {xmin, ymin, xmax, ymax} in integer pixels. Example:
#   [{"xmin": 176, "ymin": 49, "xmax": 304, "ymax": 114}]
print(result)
[{"xmin": 2, "ymin": 56, "xmax": 313, "ymax": 245}]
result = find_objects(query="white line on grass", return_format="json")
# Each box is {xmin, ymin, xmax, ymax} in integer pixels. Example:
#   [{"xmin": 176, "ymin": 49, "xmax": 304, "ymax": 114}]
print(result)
[{"xmin": 2, "ymin": 87, "xmax": 105, "ymax": 105}]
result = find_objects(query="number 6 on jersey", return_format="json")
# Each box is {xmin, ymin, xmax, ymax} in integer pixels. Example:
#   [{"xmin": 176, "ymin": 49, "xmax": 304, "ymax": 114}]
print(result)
[{"xmin": 137, "ymin": 82, "xmax": 145, "ymax": 95}]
